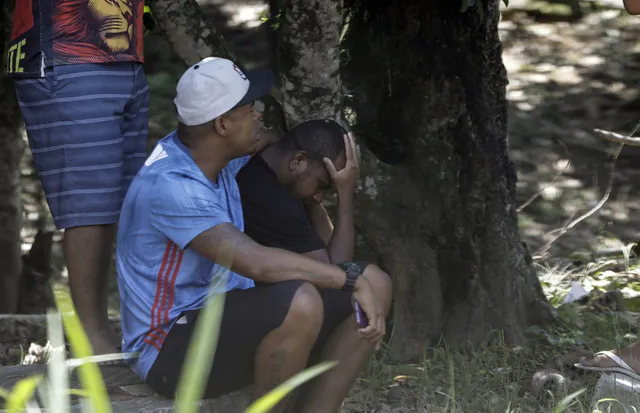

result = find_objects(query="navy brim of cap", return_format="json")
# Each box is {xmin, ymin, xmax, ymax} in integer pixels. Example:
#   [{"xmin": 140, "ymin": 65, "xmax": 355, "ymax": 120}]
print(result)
[{"xmin": 233, "ymin": 67, "xmax": 275, "ymax": 108}]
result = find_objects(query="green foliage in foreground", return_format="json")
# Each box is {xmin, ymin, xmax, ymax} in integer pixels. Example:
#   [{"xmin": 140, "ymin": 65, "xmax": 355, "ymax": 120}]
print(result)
[
  {"xmin": 0, "ymin": 275, "xmax": 336, "ymax": 413},
  {"xmin": 2, "ymin": 257, "xmax": 639, "ymax": 412}
]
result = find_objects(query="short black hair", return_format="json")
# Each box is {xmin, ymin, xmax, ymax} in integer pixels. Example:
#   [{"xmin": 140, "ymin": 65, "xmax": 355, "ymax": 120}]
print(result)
[{"xmin": 278, "ymin": 119, "xmax": 347, "ymax": 162}]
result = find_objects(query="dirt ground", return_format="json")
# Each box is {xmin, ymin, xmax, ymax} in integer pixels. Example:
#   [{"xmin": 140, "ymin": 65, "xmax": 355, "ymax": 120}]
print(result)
[{"xmin": 501, "ymin": 5, "xmax": 640, "ymax": 259}]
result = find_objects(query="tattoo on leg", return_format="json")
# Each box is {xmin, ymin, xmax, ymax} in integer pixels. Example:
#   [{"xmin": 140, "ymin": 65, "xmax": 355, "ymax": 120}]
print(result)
[{"xmin": 267, "ymin": 349, "xmax": 287, "ymax": 391}]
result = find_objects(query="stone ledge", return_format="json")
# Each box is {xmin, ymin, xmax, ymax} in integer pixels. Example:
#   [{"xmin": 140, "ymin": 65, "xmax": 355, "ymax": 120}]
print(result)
[
  {"xmin": 0, "ymin": 364, "xmax": 251, "ymax": 413},
  {"xmin": 0, "ymin": 314, "xmax": 122, "ymax": 365}
]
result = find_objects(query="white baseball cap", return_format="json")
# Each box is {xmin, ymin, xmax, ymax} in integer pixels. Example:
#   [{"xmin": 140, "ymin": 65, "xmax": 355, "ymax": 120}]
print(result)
[{"xmin": 174, "ymin": 57, "xmax": 274, "ymax": 127}]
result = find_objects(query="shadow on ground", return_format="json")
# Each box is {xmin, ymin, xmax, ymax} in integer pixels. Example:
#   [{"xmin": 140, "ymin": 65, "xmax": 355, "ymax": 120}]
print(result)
[{"xmin": 500, "ymin": 7, "xmax": 640, "ymax": 259}]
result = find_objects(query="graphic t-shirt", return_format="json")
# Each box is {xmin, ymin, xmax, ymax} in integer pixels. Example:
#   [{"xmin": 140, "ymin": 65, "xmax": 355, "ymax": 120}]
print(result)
[
  {"xmin": 7, "ymin": 0, "xmax": 145, "ymax": 78},
  {"xmin": 116, "ymin": 132, "xmax": 254, "ymax": 380}
]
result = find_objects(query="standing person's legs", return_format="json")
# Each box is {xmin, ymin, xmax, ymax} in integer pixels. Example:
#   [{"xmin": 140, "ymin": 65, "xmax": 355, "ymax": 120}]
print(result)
[
  {"xmin": 63, "ymin": 225, "xmax": 117, "ymax": 353},
  {"xmin": 15, "ymin": 62, "xmax": 149, "ymax": 355}
]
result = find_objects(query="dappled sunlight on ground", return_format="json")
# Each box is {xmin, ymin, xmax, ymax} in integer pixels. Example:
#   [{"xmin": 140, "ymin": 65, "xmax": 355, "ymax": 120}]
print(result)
[{"xmin": 500, "ymin": 7, "xmax": 640, "ymax": 259}]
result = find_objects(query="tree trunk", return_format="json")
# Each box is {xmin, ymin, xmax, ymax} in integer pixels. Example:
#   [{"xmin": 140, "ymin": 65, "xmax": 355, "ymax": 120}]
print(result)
[
  {"xmin": 340, "ymin": 0, "xmax": 555, "ymax": 360},
  {"xmin": 0, "ymin": 1, "xmax": 25, "ymax": 313},
  {"xmin": 152, "ymin": 0, "xmax": 556, "ymax": 362},
  {"xmin": 277, "ymin": 0, "xmax": 343, "ymax": 127},
  {"xmin": 148, "ymin": 0, "xmax": 232, "ymax": 66}
]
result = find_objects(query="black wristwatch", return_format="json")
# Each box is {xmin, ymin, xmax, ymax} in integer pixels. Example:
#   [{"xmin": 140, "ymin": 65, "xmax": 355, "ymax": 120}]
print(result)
[{"xmin": 338, "ymin": 261, "xmax": 368, "ymax": 292}]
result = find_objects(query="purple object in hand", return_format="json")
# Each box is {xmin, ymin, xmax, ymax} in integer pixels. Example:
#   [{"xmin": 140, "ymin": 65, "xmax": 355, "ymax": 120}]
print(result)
[{"xmin": 354, "ymin": 300, "xmax": 368, "ymax": 328}]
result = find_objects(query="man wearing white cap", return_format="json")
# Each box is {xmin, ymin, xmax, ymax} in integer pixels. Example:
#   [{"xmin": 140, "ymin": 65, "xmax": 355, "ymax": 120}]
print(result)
[{"xmin": 116, "ymin": 57, "xmax": 387, "ymax": 412}]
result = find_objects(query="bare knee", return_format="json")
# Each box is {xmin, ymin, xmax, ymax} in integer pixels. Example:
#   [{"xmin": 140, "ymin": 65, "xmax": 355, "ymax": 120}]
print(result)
[
  {"xmin": 363, "ymin": 265, "xmax": 393, "ymax": 315},
  {"xmin": 282, "ymin": 283, "xmax": 324, "ymax": 338}
]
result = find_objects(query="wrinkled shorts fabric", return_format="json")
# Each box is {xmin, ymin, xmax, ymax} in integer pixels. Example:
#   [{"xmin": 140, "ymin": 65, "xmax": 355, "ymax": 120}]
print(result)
[{"xmin": 15, "ymin": 62, "xmax": 150, "ymax": 229}]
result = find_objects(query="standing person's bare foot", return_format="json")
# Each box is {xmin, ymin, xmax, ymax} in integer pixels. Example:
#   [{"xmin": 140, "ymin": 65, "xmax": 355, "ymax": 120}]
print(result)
[
  {"xmin": 575, "ymin": 341, "xmax": 640, "ymax": 380},
  {"xmin": 83, "ymin": 327, "xmax": 130, "ymax": 367},
  {"xmin": 87, "ymin": 330, "xmax": 120, "ymax": 356}
]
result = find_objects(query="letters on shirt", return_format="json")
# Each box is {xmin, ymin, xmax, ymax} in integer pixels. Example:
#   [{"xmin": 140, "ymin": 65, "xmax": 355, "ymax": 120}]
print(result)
[{"xmin": 6, "ymin": 39, "xmax": 27, "ymax": 74}]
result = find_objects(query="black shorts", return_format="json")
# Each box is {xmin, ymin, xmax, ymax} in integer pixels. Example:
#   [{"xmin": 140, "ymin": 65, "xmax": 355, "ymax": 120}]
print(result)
[{"xmin": 145, "ymin": 280, "xmax": 353, "ymax": 399}]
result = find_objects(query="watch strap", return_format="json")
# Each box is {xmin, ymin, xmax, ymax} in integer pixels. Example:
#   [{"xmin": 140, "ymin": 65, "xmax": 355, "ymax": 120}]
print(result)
[{"xmin": 338, "ymin": 261, "xmax": 368, "ymax": 292}]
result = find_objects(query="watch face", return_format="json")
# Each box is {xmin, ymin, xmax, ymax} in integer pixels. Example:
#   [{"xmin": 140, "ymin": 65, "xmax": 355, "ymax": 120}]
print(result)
[{"xmin": 339, "ymin": 262, "xmax": 367, "ymax": 291}]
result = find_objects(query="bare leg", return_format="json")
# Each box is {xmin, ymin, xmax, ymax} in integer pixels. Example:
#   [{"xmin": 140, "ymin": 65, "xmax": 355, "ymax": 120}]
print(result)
[
  {"xmin": 300, "ymin": 316, "xmax": 374, "ymax": 413},
  {"xmin": 63, "ymin": 224, "xmax": 119, "ymax": 355},
  {"xmin": 299, "ymin": 267, "xmax": 393, "ymax": 413},
  {"xmin": 253, "ymin": 283, "xmax": 324, "ymax": 413},
  {"xmin": 580, "ymin": 340, "xmax": 640, "ymax": 373}
]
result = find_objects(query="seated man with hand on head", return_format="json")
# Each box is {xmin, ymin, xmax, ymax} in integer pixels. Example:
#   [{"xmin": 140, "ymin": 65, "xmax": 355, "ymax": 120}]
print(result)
[
  {"xmin": 116, "ymin": 56, "xmax": 391, "ymax": 413},
  {"xmin": 237, "ymin": 119, "xmax": 393, "ymax": 413}
]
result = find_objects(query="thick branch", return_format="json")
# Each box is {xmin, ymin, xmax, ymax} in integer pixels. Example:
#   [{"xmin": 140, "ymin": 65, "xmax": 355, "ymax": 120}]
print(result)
[
  {"xmin": 278, "ymin": 0, "xmax": 343, "ymax": 127},
  {"xmin": 594, "ymin": 128, "xmax": 640, "ymax": 147},
  {"xmin": 147, "ymin": 0, "xmax": 231, "ymax": 65}
]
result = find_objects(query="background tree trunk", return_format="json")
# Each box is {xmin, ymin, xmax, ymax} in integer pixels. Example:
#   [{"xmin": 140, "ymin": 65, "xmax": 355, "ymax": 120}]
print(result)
[
  {"xmin": 277, "ymin": 0, "xmax": 343, "ymax": 127},
  {"xmin": 0, "ymin": 1, "xmax": 25, "ymax": 313},
  {"xmin": 148, "ymin": 0, "xmax": 232, "ymax": 66},
  {"xmin": 340, "ymin": 0, "xmax": 555, "ymax": 360}
]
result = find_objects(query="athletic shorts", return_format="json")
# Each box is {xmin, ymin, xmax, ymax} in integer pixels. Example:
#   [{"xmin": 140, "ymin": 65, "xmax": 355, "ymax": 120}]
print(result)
[
  {"xmin": 145, "ymin": 280, "xmax": 353, "ymax": 399},
  {"xmin": 14, "ymin": 62, "xmax": 150, "ymax": 230}
]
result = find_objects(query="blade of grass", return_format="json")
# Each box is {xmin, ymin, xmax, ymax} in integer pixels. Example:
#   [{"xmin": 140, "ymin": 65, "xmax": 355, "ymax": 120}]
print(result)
[
  {"xmin": 53, "ymin": 284, "xmax": 111, "ymax": 413},
  {"xmin": 0, "ymin": 388, "xmax": 10, "ymax": 400},
  {"xmin": 66, "ymin": 353, "xmax": 137, "ymax": 369},
  {"xmin": 47, "ymin": 309, "xmax": 70, "ymax": 413},
  {"xmin": 174, "ymin": 267, "xmax": 228, "ymax": 413},
  {"xmin": 552, "ymin": 388, "xmax": 586, "ymax": 413},
  {"xmin": 447, "ymin": 356, "xmax": 456, "ymax": 413},
  {"xmin": 25, "ymin": 399, "xmax": 43, "ymax": 413},
  {"xmin": 593, "ymin": 397, "xmax": 634, "ymax": 413},
  {"xmin": 68, "ymin": 389, "xmax": 91, "ymax": 398},
  {"xmin": 244, "ymin": 361, "xmax": 338, "ymax": 413},
  {"xmin": 35, "ymin": 377, "xmax": 49, "ymax": 412},
  {"xmin": 174, "ymin": 240, "xmax": 240, "ymax": 413},
  {"xmin": 4, "ymin": 376, "xmax": 43, "ymax": 413}
]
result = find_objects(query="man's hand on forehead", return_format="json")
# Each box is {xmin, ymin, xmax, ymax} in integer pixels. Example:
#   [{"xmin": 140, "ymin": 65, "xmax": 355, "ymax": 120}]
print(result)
[{"xmin": 323, "ymin": 132, "xmax": 359, "ymax": 196}]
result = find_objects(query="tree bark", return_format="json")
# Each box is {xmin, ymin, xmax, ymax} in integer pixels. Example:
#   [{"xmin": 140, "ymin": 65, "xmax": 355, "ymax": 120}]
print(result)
[
  {"xmin": 277, "ymin": 0, "xmax": 343, "ymax": 128},
  {"xmin": 147, "ymin": 0, "xmax": 232, "ymax": 66},
  {"xmin": 0, "ymin": 1, "xmax": 25, "ymax": 313},
  {"xmin": 341, "ymin": 0, "xmax": 555, "ymax": 359}
]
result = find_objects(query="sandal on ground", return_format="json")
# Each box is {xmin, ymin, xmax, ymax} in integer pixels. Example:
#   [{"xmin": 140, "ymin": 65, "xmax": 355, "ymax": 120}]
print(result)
[{"xmin": 574, "ymin": 350, "xmax": 640, "ymax": 381}]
